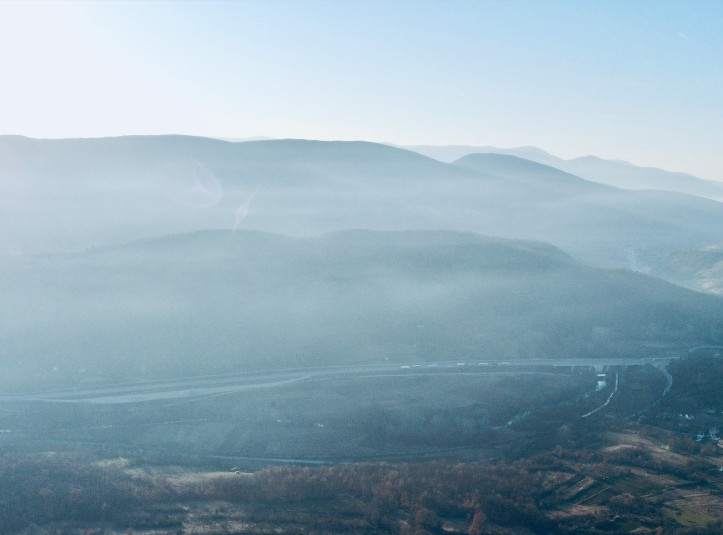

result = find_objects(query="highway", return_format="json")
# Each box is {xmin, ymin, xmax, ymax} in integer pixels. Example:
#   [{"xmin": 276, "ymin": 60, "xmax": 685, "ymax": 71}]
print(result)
[{"xmin": 0, "ymin": 356, "xmax": 678, "ymax": 405}]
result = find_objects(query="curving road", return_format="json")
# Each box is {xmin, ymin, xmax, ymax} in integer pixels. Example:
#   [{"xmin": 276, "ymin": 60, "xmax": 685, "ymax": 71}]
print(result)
[{"xmin": 0, "ymin": 357, "xmax": 678, "ymax": 405}]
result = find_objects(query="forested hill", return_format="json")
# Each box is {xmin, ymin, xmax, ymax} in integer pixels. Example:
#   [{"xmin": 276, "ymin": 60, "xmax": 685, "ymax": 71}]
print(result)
[{"xmin": 2, "ymin": 229, "xmax": 722, "ymax": 391}]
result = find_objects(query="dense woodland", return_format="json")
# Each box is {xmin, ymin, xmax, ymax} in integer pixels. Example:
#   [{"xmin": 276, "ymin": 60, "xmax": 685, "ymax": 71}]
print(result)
[{"xmin": 3, "ymin": 427, "xmax": 723, "ymax": 535}]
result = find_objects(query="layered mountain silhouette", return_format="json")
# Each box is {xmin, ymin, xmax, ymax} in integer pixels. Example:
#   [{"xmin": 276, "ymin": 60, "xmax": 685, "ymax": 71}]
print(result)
[
  {"xmin": 406, "ymin": 143, "xmax": 723, "ymax": 200},
  {"xmin": 2, "ymin": 135, "xmax": 723, "ymax": 271}
]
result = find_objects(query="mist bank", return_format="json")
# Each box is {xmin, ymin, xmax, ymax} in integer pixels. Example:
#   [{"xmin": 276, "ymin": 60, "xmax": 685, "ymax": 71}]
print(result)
[
  {"xmin": 3, "ymin": 135, "xmax": 723, "ymax": 271},
  {"xmin": 2, "ymin": 229, "xmax": 721, "ymax": 391}
]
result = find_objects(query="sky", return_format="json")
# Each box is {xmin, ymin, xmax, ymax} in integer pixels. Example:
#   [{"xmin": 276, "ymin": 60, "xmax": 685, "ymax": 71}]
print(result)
[{"xmin": 1, "ymin": 0, "xmax": 722, "ymax": 180}]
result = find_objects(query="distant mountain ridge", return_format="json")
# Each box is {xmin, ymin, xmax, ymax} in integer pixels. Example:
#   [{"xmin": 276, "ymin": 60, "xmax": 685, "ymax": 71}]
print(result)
[
  {"xmin": 3, "ymin": 134, "xmax": 723, "ymax": 273},
  {"xmin": 403, "ymin": 143, "xmax": 723, "ymax": 200},
  {"xmin": 452, "ymin": 153, "xmax": 613, "ymax": 197}
]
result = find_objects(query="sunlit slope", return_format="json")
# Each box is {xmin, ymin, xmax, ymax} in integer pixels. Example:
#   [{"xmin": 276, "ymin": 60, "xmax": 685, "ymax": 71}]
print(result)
[
  {"xmin": 3, "ymin": 135, "xmax": 723, "ymax": 268},
  {"xmin": 2, "ymin": 230, "xmax": 722, "ymax": 390},
  {"xmin": 652, "ymin": 246, "xmax": 723, "ymax": 295}
]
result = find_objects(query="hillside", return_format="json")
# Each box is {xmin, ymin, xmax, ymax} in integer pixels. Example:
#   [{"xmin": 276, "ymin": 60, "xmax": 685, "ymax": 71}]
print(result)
[
  {"xmin": 452, "ymin": 152, "xmax": 612, "ymax": 197},
  {"xmin": 2, "ymin": 229, "xmax": 722, "ymax": 391},
  {"xmin": 652, "ymin": 246, "xmax": 723, "ymax": 294}
]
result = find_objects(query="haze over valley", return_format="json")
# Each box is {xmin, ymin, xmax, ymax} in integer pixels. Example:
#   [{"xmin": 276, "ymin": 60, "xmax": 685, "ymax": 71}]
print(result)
[
  {"xmin": 3, "ymin": 133, "xmax": 723, "ymax": 402},
  {"xmin": 4, "ymin": 136, "xmax": 723, "ymax": 532},
  {"xmin": 4, "ymin": 1, "xmax": 723, "ymax": 533}
]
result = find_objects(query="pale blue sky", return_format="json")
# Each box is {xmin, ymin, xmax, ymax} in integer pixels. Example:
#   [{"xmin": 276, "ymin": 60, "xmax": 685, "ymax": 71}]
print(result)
[{"xmin": 1, "ymin": 0, "xmax": 721, "ymax": 179}]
